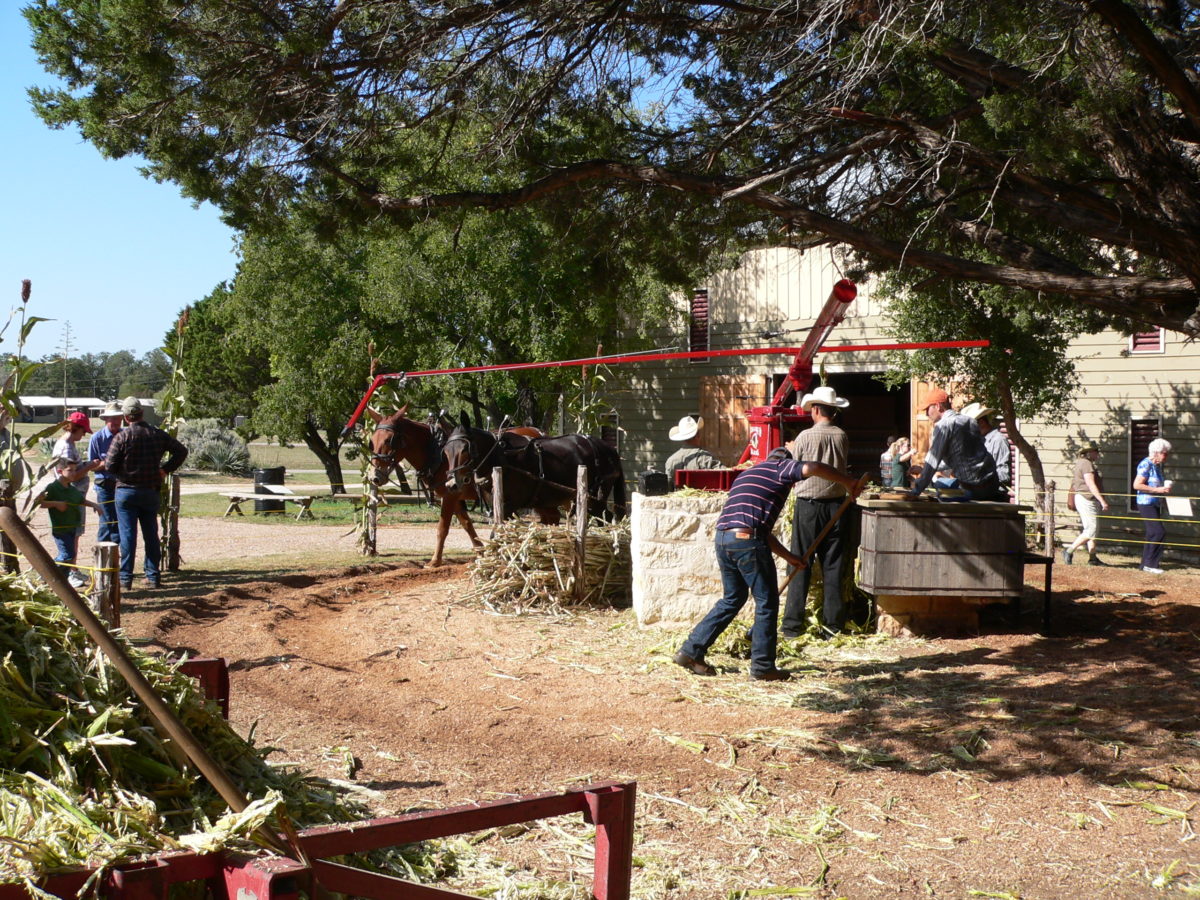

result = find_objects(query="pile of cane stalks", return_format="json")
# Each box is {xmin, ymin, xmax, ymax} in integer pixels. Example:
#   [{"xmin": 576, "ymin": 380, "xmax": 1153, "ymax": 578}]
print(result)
[
  {"xmin": 464, "ymin": 518, "xmax": 631, "ymax": 614},
  {"xmin": 0, "ymin": 573, "xmax": 454, "ymax": 892}
]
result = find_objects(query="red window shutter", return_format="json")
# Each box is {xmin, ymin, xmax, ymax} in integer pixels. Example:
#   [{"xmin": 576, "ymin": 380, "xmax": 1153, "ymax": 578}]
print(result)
[
  {"xmin": 1130, "ymin": 329, "xmax": 1163, "ymax": 353},
  {"xmin": 1129, "ymin": 418, "xmax": 1160, "ymax": 510},
  {"xmin": 690, "ymin": 289, "xmax": 709, "ymax": 363}
]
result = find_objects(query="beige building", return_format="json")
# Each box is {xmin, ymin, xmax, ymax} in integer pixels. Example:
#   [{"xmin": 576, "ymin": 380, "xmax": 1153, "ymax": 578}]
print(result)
[{"xmin": 611, "ymin": 246, "xmax": 1197, "ymax": 563}]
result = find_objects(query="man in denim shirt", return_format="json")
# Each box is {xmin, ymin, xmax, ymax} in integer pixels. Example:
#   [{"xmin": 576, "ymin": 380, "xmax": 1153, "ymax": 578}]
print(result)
[
  {"xmin": 674, "ymin": 447, "xmax": 866, "ymax": 681},
  {"xmin": 907, "ymin": 389, "xmax": 1001, "ymax": 502},
  {"xmin": 87, "ymin": 401, "xmax": 124, "ymax": 544}
]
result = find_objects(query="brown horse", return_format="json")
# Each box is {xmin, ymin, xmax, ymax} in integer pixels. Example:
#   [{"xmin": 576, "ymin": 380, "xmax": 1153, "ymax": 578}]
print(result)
[{"xmin": 366, "ymin": 406, "xmax": 540, "ymax": 566}]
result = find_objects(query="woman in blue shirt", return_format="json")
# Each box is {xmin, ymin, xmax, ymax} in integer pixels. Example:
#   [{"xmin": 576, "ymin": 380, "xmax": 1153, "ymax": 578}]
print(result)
[{"xmin": 1133, "ymin": 438, "xmax": 1173, "ymax": 574}]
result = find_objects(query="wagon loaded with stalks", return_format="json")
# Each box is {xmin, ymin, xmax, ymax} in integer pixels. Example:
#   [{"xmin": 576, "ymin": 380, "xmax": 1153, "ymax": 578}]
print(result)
[{"xmin": 0, "ymin": 510, "xmax": 635, "ymax": 899}]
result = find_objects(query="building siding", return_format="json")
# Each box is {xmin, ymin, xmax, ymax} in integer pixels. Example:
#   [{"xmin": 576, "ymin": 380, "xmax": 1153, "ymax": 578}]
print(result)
[{"xmin": 612, "ymin": 245, "xmax": 1200, "ymax": 563}]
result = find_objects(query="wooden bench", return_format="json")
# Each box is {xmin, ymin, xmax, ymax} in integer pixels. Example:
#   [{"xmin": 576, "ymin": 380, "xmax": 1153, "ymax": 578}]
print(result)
[
  {"xmin": 220, "ymin": 487, "xmax": 314, "ymax": 520},
  {"xmin": 1019, "ymin": 551, "xmax": 1055, "ymax": 631}
]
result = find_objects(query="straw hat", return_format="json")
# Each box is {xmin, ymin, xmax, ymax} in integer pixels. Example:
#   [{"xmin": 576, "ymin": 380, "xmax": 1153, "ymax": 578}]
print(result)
[
  {"xmin": 799, "ymin": 386, "xmax": 850, "ymax": 411},
  {"xmin": 669, "ymin": 415, "xmax": 702, "ymax": 442},
  {"xmin": 960, "ymin": 401, "xmax": 996, "ymax": 421}
]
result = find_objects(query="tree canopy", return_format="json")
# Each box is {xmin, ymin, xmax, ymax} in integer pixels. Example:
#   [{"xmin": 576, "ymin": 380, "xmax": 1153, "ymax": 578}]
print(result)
[{"xmin": 25, "ymin": 0, "xmax": 1200, "ymax": 333}]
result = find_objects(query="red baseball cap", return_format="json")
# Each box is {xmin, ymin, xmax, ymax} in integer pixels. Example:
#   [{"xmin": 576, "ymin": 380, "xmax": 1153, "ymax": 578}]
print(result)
[{"xmin": 66, "ymin": 411, "xmax": 93, "ymax": 433}]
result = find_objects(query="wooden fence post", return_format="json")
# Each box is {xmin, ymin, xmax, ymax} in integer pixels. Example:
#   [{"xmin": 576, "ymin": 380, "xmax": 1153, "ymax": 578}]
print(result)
[
  {"xmin": 166, "ymin": 473, "xmax": 181, "ymax": 572},
  {"xmin": 1044, "ymin": 479, "xmax": 1056, "ymax": 556},
  {"xmin": 93, "ymin": 541, "xmax": 120, "ymax": 627},
  {"xmin": 0, "ymin": 480, "xmax": 17, "ymax": 574},
  {"xmin": 364, "ymin": 483, "xmax": 379, "ymax": 556},
  {"xmin": 491, "ymin": 466, "xmax": 504, "ymax": 539},
  {"xmin": 575, "ymin": 465, "xmax": 589, "ymax": 603}
]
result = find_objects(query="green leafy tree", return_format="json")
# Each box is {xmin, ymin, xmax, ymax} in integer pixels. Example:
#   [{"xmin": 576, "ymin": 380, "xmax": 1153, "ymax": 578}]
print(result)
[
  {"xmin": 169, "ymin": 284, "xmax": 271, "ymax": 428},
  {"xmin": 24, "ymin": 0, "xmax": 1200, "ymax": 332},
  {"xmin": 880, "ymin": 278, "xmax": 1106, "ymax": 492}
]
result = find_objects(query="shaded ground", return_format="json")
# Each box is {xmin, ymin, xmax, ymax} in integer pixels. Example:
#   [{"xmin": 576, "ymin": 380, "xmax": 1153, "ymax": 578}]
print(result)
[{"xmin": 116, "ymin": 543, "xmax": 1200, "ymax": 899}]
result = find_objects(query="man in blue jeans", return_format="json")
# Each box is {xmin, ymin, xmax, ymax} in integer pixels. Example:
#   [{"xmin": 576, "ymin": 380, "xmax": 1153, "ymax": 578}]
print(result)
[
  {"xmin": 105, "ymin": 397, "xmax": 188, "ymax": 589},
  {"xmin": 674, "ymin": 447, "xmax": 866, "ymax": 681},
  {"xmin": 87, "ymin": 401, "xmax": 125, "ymax": 545}
]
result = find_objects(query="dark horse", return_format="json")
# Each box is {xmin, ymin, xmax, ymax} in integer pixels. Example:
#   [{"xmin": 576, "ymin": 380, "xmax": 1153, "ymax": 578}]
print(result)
[
  {"xmin": 443, "ymin": 413, "xmax": 627, "ymax": 525},
  {"xmin": 367, "ymin": 406, "xmax": 541, "ymax": 566}
]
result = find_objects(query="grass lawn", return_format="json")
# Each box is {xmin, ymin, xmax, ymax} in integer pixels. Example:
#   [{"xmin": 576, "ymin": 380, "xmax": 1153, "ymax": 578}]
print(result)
[{"xmin": 180, "ymin": 491, "xmax": 442, "ymax": 525}]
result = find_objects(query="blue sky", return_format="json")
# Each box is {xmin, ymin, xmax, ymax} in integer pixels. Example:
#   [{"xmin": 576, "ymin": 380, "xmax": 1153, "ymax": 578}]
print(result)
[{"xmin": 1, "ymin": 4, "xmax": 239, "ymax": 364}]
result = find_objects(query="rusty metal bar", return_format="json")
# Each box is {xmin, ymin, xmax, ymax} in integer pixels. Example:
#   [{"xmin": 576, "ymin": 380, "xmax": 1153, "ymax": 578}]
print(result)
[
  {"xmin": 585, "ymin": 783, "xmax": 637, "ymax": 900},
  {"xmin": 312, "ymin": 861, "xmax": 477, "ymax": 898}
]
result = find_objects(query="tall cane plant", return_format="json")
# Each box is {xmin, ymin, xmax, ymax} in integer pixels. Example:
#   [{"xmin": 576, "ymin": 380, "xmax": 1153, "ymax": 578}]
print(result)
[
  {"xmin": 158, "ymin": 311, "xmax": 188, "ymax": 571},
  {"xmin": 0, "ymin": 281, "xmax": 72, "ymax": 571}
]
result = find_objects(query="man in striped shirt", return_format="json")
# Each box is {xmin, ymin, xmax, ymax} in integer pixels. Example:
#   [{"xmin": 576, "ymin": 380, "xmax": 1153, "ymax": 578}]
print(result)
[{"xmin": 674, "ymin": 447, "xmax": 866, "ymax": 681}]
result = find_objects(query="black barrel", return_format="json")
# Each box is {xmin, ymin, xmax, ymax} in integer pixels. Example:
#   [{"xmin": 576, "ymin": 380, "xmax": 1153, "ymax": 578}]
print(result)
[{"xmin": 253, "ymin": 466, "xmax": 286, "ymax": 513}]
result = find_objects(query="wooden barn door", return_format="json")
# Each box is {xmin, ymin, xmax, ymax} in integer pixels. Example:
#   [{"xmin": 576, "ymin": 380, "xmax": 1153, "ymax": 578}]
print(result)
[{"xmin": 700, "ymin": 375, "xmax": 768, "ymax": 466}]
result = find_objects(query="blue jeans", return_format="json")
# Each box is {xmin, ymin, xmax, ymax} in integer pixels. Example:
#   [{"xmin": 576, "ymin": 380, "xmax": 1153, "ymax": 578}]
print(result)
[
  {"xmin": 680, "ymin": 530, "xmax": 780, "ymax": 676},
  {"xmin": 94, "ymin": 481, "xmax": 119, "ymax": 545},
  {"xmin": 115, "ymin": 486, "xmax": 161, "ymax": 584},
  {"xmin": 52, "ymin": 530, "xmax": 78, "ymax": 579}
]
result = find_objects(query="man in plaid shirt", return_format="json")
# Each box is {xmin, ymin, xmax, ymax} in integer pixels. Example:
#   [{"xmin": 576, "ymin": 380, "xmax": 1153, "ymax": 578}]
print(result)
[{"xmin": 105, "ymin": 397, "xmax": 188, "ymax": 589}]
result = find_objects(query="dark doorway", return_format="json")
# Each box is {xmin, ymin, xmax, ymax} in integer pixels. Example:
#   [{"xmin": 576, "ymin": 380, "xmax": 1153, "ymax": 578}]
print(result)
[{"xmin": 776, "ymin": 372, "xmax": 910, "ymax": 479}]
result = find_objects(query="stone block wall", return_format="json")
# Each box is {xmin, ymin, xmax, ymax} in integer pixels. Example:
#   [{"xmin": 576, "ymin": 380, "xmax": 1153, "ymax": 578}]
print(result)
[{"xmin": 632, "ymin": 492, "xmax": 788, "ymax": 627}]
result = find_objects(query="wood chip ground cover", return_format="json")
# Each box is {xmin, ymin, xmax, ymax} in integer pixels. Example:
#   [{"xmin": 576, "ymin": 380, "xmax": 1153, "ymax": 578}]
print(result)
[{"xmin": 96, "ymin": 536, "xmax": 1200, "ymax": 899}]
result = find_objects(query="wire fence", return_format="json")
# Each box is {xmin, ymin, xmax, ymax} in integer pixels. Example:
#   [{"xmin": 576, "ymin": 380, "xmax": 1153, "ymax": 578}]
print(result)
[{"xmin": 1021, "ymin": 482, "xmax": 1199, "ymax": 565}]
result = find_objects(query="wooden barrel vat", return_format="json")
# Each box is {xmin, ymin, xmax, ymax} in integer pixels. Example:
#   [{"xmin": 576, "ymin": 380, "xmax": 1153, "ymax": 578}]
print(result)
[{"xmin": 858, "ymin": 499, "xmax": 1028, "ymax": 636}]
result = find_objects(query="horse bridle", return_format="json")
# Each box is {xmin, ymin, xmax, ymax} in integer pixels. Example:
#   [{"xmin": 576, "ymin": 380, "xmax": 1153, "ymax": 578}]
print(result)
[{"xmin": 443, "ymin": 430, "xmax": 501, "ymax": 482}]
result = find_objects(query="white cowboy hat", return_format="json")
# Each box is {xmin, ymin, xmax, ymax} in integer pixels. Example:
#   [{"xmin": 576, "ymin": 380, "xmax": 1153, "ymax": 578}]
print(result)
[
  {"xmin": 669, "ymin": 415, "xmax": 702, "ymax": 441},
  {"xmin": 960, "ymin": 401, "xmax": 996, "ymax": 421},
  {"xmin": 799, "ymin": 386, "xmax": 850, "ymax": 411}
]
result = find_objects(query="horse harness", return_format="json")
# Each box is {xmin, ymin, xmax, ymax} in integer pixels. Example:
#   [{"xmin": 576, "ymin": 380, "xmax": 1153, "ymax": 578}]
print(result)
[{"xmin": 373, "ymin": 421, "xmax": 446, "ymax": 506}]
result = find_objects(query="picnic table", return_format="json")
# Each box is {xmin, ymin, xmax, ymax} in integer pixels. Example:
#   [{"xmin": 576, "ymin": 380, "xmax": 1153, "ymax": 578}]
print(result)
[{"xmin": 220, "ymin": 485, "xmax": 314, "ymax": 520}]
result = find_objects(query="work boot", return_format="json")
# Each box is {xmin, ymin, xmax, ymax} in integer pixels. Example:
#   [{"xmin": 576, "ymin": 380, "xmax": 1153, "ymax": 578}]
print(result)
[
  {"xmin": 672, "ymin": 651, "xmax": 717, "ymax": 677},
  {"xmin": 749, "ymin": 668, "xmax": 791, "ymax": 682},
  {"xmin": 1061, "ymin": 548, "xmax": 1073, "ymax": 565},
  {"xmin": 1087, "ymin": 555, "xmax": 1106, "ymax": 566}
]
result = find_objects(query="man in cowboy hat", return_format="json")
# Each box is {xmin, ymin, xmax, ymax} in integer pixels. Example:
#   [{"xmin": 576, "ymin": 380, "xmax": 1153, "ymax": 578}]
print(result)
[
  {"xmin": 87, "ymin": 401, "xmax": 126, "ymax": 545},
  {"xmin": 781, "ymin": 385, "xmax": 853, "ymax": 638},
  {"xmin": 961, "ymin": 401, "xmax": 1011, "ymax": 498},
  {"xmin": 664, "ymin": 414, "xmax": 722, "ymax": 486},
  {"xmin": 907, "ymin": 389, "xmax": 1001, "ymax": 501}
]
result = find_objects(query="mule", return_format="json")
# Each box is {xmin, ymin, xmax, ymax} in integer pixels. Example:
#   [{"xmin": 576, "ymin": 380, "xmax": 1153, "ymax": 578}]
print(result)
[
  {"xmin": 366, "ymin": 407, "xmax": 541, "ymax": 566},
  {"xmin": 443, "ymin": 413, "xmax": 627, "ymax": 525}
]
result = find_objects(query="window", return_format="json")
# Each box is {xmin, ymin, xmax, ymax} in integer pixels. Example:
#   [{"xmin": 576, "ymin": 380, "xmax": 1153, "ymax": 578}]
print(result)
[
  {"xmin": 1130, "ymin": 328, "xmax": 1164, "ymax": 354},
  {"xmin": 1129, "ymin": 418, "xmax": 1160, "ymax": 510},
  {"xmin": 600, "ymin": 414, "xmax": 620, "ymax": 452},
  {"xmin": 689, "ymin": 289, "xmax": 709, "ymax": 363}
]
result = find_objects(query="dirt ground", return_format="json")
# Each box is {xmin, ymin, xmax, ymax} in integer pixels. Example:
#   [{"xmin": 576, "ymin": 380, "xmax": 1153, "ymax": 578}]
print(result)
[{"xmin": 107, "ymin": 517, "xmax": 1200, "ymax": 899}]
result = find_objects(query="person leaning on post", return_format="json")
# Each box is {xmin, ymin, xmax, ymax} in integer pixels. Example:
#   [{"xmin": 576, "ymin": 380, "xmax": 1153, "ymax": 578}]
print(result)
[{"xmin": 673, "ymin": 446, "xmax": 867, "ymax": 682}]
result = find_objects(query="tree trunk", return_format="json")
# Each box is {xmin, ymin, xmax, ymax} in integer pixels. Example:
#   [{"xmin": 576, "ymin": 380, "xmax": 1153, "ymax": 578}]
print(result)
[{"xmin": 302, "ymin": 420, "xmax": 346, "ymax": 494}]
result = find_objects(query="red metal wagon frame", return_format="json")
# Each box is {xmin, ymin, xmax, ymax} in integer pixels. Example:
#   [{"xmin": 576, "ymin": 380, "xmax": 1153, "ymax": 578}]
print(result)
[{"xmin": 0, "ymin": 780, "xmax": 636, "ymax": 899}]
